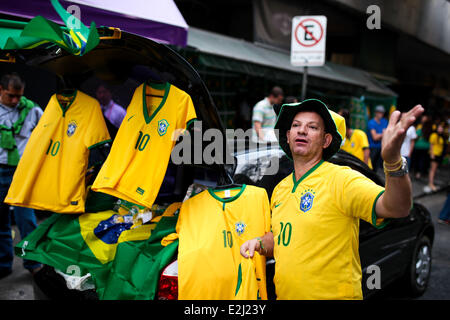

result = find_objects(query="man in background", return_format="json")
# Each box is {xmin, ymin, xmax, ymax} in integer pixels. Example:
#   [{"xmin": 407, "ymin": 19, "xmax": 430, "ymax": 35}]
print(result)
[
  {"xmin": 252, "ymin": 86, "xmax": 284, "ymax": 143},
  {"xmin": 96, "ymin": 84, "xmax": 126, "ymax": 139},
  {"xmin": 340, "ymin": 109, "xmax": 372, "ymax": 169},
  {"xmin": 0, "ymin": 73, "xmax": 42, "ymax": 279},
  {"xmin": 400, "ymin": 124, "xmax": 417, "ymax": 171},
  {"xmin": 368, "ymin": 105, "xmax": 388, "ymax": 171}
]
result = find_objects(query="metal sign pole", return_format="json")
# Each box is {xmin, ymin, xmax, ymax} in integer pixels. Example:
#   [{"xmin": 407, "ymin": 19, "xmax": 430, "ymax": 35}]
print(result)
[{"xmin": 301, "ymin": 65, "xmax": 308, "ymax": 100}]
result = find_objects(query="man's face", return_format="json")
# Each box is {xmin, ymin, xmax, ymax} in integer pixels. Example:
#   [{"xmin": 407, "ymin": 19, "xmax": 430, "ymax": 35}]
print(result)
[
  {"xmin": 375, "ymin": 111, "xmax": 384, "ymax": 120},
  {"xmin": 96, "ymin": 86, "xmax": 112, "ymax": 106},
  {"xmin": 0, "ymin": 84, "xmax": 24, "ymax": 108},
  {"xmin": 286, "ymin": 111, "xmax": 332, "ymax": 158},
  {"xmin": 269, "ymin": 94, "xmax": 284, "ymax": 105}
]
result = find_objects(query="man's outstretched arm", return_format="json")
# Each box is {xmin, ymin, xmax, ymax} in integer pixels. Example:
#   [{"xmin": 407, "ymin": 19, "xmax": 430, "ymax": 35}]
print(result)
[{"xmin": 376, "ymin": 105, "xmax": 424, "ymax": 218}]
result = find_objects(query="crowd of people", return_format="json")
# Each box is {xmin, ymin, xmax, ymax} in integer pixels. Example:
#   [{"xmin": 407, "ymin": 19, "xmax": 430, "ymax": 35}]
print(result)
[{"xmin": 250, "ymin": 86, "xmax": 449, "ymax": 196}]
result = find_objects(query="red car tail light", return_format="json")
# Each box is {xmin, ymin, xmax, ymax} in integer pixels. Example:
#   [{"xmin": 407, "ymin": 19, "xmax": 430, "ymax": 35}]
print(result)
[{"xmin": 157, "ymin": 260, "xmax": 178, "ymax": 300}]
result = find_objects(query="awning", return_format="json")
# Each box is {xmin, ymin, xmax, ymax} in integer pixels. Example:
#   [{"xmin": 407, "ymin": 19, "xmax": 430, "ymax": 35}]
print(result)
[
  {"xmin": 0, "ymin": 0, "xmax": 188, "ymax": 47},
  {"xmin": 187, "ymin": 27, "xmax": 397, "ymax": 97}
]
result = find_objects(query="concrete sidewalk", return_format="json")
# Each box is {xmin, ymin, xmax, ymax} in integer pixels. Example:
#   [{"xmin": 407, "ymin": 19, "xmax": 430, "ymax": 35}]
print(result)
[{"xmin": 410, "ymin": 165, "xmax": 450, "ymax": 199}]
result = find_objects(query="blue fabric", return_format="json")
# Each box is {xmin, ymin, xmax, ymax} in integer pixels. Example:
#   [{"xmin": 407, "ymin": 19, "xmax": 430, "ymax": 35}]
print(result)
[
  {"xmin": 438, "ymin": 194, "xmax": 450, "ymax": 221},
  {"xmin": 0, "ymin": 166, "xmax": 41, "ymax": 272},
  {"xmin": 367, "ymin": 118, "xmax": 388, "ymax": 148}
]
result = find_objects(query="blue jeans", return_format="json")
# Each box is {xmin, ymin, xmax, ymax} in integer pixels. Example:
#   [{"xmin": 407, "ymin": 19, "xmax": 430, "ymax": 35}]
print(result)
[
  {"xmin": 438, "ymin": 193, "xmax": 450, "ymax": 221},
  {"xmin": 0, "ymin": 166, "xmax": 41, "ymax": 272}
]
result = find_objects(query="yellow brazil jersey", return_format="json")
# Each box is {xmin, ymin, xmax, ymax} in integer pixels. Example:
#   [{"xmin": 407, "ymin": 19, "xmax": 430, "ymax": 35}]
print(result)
[
  {"xmin": 341, "ymin": 129, "xmax": 373, "ymax": 169},
  {"xmin": 429, "ymin": 133, "xmax": 444, "ymax": 157},
  {"xmin": 92, "ymin": 82, "xmax": 197, "ymax": 208},
  {"xmin": 177, "ymin": 185, "xmax": 270, "ymax": 300},
  {"xmin": 271, "ymin": 160, "xmax": 386, "ymax": 300},
  {"xmin": 5, "ymin": 91, "xmax": 111, "ymax": 213}
]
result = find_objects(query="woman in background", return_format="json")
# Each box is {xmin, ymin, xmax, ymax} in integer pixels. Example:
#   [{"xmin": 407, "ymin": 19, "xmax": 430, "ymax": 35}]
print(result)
[
  {"xmin": 427, "ymin": 122, "xmax": 446, "ymax": 192},
  {"xmin": 412, "ymin": 115, "xmax": 432, "ymax": 179}
]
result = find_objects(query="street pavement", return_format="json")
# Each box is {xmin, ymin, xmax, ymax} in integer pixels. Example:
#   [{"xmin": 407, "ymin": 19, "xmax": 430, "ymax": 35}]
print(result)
[{"xmin": 0, "ymin": 165, "xmax": 449, "ymax": 300}]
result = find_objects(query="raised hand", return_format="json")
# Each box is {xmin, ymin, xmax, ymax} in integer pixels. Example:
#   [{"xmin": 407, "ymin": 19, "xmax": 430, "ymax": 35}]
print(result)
[{"xmin": 381, "ymin": 105, "xmax": 424, "ymax": 164}]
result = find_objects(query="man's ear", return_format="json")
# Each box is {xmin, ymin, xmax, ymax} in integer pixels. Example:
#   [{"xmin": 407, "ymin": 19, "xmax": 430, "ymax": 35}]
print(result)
[
  {"xmin": 286, "ymin": 129, "xmax": 290, "ymax": 144},
  {"xmin": 323, "ymin": 133, "xmax": 332, "ymax": 149}
]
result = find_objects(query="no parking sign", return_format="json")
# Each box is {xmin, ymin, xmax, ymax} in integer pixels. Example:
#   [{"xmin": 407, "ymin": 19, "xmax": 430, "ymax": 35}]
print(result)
[{"xmin": 291, "ymin": 16, "xmax": 327, "ymax": 67}]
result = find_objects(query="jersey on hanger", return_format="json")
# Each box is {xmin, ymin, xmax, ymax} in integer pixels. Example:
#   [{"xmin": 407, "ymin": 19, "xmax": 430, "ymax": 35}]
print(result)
[
  {"xmin": 5, "ymin": 90, "xmax": 111, "ymax": 213},
  {"xmin": 177, "ymin": 184, "xmax": 270, "ymax": 300},
  {"xmin": 92, "ymin": 82, "xmax": 197, "ymax": 208}
]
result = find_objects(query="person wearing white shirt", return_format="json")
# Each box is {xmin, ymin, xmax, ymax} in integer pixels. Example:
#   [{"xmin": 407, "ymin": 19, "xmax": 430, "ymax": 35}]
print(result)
[
  {"xmin": 252, "ymin": 86, "xmax": 284, "ymax": 143},
  {"xmin": 400, "ymin": 125, "xmax": 418, "ymax": 171}
]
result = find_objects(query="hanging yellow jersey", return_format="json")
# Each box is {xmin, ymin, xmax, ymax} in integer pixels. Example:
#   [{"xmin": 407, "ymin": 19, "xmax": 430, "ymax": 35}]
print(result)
[
  {"xmin": 341, "ymin": 129, "xmax": 373, "ymax": 169},
  {"xmin": 5, "ymin": 91, "xmax": 111, "ymax": 213},
  {"xmin": 271, "ymin": 160, "xmax": 386, "ymax": 300},
  {"xmin": 92, "ymin": 82, "xmax": 197, "ymax": 208},
  {"xmin": 177, "ymin": 185, "xmax": 270, "ymax": 300}
]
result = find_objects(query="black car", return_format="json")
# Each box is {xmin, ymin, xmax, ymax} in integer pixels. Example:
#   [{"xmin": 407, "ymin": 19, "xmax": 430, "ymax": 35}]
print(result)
[{"xmin": 233, "ymin": 146, "xmax": 435, "ymax": 299}]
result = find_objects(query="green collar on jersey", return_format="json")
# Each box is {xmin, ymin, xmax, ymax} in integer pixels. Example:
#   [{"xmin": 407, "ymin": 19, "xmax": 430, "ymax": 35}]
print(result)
[
  {"xmin": 142, "ymin": 82, "xmax": 171, "ymax": 124},
  {"xmin": 208, "ymin": 184, "xmax": 247, "ymax": 203},
  {"xmin": 56, "ymin": 90, "xmax": 78, "ymax": 117},
  {"xmin": 292, "ymin": 160, "xmax": 324, "ymax": 193}
]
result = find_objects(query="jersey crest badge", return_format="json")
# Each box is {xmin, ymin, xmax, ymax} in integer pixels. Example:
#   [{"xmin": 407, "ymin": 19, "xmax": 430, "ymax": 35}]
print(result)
[
  {"xmin": 157, "ymin": 119, "xmax": 169, "ymax": 136},
  {"xmin": 67, "ymin": 121, "xmax": 77, "ymax": 137},
  {"xmin": 300, "ymin": 189, "xmax": 315, "ymax": 213},
  {"xmin": 235, "ymin": 221, "xmax": 246, "ymax": 236}
]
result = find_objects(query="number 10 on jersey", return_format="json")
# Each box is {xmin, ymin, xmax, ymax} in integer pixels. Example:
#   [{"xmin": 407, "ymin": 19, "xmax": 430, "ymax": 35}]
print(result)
[{"xmin": 135, "ymin": 131, "xmax": 150, "ymax": 151}]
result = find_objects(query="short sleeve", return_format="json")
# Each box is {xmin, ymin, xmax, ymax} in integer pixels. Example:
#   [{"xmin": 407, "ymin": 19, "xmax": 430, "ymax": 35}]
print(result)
[
  {"xmin": 337, "ymin": 167, "xmax": 387, "ymax": 228},
  {"xmin": 429, "ymin": 133, "xmax": 437, "ymax": 145},
  {"xmin": 360, "ymin": 130, "xmax": 370, "ymax": 149},
  {"xmin": 177, "ymin": 93, "xmax": 197, "ymax": 130},
  {"xmin": 85, "ymin": 102, "xmax": 112, "ymax": 149},
  {"xmin": 31, "ymin": 107, "xmax": 43, "ymax": 128},
  {"xmin": 409, "ymin": 127, "xmax": 417, "ymax": 140},
  {"xmin": 252, "ymin": 102, "xmax": 265, "ymax": 123}
]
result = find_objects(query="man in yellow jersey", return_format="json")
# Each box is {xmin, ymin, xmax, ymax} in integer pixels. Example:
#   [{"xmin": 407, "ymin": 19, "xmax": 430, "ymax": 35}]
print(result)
[
  {"xmin": 240, "ymin": 99, "xmax": 424, "ymax": 299},
  {"xmin": 340, "ymin": 109, "xmax": 373, "ymax": 169}
]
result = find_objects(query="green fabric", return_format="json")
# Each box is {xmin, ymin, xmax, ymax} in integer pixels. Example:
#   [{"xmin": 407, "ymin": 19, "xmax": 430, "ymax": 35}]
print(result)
[
  {"xmin": 0, "ymin": 96, "xmax": 36, "ymax": 165},
  {"xmin": 98, "ymin": 216, "xmax": 179, "ymax": 300},
  {"xmin": 414, "ymin": 128, "xmax": 430, "ymax": 150},
  {"xmin": 84, "ymin": 190, "xmax": 117, "ymax": 213},
  {"xmin": 371, "ymin": 190, "xmax": 390, "ymax": 229},
  {"xmin": 15, "ymin": 213, "xmax": 179, "ymax": 300},
  {"xmin": 0, "ymin": 0, "xmax": 99, "ymax": 56},
  {"xmin": 208, "ymin": 184, "xmax": 247, "ymax": 203},
  {"xmin": 142, "ymin": 82, "xmax": 171, "ymax": 124},
  {"xmin": 292, "ymin": 160, "xmax": 324, "ymax": 193}
]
